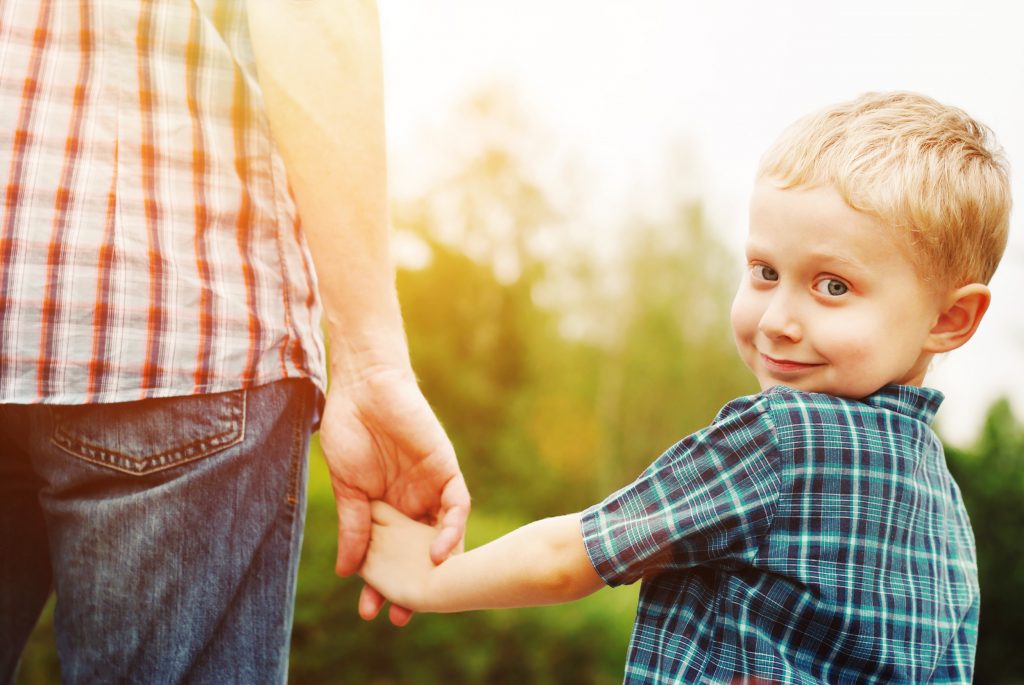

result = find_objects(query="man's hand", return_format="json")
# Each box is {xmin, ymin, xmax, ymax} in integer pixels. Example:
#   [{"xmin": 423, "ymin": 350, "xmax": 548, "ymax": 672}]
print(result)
[{"xmin": 319, "ymin": 363, "xmax": 470, "ymax": 623}]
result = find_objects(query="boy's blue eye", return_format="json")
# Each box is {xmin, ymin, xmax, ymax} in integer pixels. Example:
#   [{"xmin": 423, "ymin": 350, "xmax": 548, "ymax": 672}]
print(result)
[
  {"xmin": 814, "ymin": 278, "xmax": 849, "ymax": 297},
  {"xmin": 753, "ymin": 265, "xmax": 778, "ymax": 282}
]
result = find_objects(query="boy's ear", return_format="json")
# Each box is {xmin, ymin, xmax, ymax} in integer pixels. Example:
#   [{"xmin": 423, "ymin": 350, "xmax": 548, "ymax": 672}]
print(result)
[{"xmin": 924, "ymin": 283, "xmax": 991, "ymax": 354}]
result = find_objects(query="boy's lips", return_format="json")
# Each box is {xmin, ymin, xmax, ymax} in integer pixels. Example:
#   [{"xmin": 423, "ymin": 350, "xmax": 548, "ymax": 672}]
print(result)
[{"xmin": 760, "ymin": 354, "xmax": 823, "ymax": 374}]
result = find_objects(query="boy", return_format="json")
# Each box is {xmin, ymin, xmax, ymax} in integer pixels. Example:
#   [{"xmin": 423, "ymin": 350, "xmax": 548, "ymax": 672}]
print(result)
[{"xmin": 358, "ymin": 92, "xmax": 1011, "ymax": 683}]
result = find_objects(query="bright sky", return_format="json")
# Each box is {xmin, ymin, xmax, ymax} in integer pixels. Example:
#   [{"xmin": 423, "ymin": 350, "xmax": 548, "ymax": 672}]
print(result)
[{"xmin": 379, "ymin": 0, "xmax": 1024, "ymax": 445}]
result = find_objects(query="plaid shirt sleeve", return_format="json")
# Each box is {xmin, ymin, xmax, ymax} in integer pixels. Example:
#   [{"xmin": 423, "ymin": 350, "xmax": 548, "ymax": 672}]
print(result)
[{"xmin": 582, "ymin": 394, "xmax": 781, "ymax": 587}]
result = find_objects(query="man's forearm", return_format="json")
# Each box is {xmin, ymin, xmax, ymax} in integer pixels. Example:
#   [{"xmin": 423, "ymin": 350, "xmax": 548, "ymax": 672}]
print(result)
[
  {"xmin": 247, "ymin": 0, "xmax": 407, "ymax": 370},
  {"xmin": 420, "ymin": 514, "xmax": 606, "ymax": 612}
]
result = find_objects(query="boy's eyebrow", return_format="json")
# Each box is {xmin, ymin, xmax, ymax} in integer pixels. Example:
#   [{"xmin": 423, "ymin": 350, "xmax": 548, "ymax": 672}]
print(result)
[
  {"xmin": 744, "ymin": 241, "xmax": 870, "ymax": 273},
  {"xmin": 806, "ymin": 250, "xmax": 870, "ymax": 272}
]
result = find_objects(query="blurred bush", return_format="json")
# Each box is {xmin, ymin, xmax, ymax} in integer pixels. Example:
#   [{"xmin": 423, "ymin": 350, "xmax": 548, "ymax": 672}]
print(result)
[
  {"xmin": 946, "ymin": 400, "xmax": 1024, "ymax": 685},
  {"xmin": 289, "ymin": 442, "xmax": 638, "ymax": 685}
]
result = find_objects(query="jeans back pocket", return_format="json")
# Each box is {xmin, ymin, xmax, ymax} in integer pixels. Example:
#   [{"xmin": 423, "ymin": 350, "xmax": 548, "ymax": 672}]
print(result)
[{"xmin": 50, "ymin": 390, "xmax": 246, "ymax": 476}]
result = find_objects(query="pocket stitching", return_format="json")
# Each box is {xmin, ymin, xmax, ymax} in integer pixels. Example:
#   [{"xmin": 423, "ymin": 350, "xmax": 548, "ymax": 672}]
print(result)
[
  {"xmin": 49, "ymin": 392, "xmax": 247, "ymax": 476},
  {"xmin": 285, "ymin": 382, "xmax": 311, "ymax": 508}
]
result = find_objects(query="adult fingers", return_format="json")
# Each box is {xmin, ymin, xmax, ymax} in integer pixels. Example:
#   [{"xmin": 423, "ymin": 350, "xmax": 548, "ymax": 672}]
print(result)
[
  {"xmin": 358, "ymin": 584, "xmax": 385, "ymax": 621},
  {"xmin": 429, "ymin": 475, "xmax": 471, "ymax": 564},
  {"xmin": 359, "ymin": 585, "xmax": 414, "ymax": 626},
  {"xmin": 388, "ymin": 603, "xmax": 414, "ymax": 627},
  {"xmin": 334, "ymin": 486, "xmax": 371, "ymax": 576}
]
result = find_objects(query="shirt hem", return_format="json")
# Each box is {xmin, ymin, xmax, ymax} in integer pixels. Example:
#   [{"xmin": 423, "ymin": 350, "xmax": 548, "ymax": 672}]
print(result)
[{"xmin": 0, "ymin": 368, "xmax": 328, "ymax": 406}]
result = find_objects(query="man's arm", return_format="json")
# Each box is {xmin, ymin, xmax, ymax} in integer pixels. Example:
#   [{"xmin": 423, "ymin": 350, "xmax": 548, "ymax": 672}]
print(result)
[
  {"xmin": 360, "ymin": 503, "xmax": 606, "ymax": 614},
  {"xmin": 247, "ymin": 0, "xmax": 396, "ymax": 351},
  {"xmin": 246, "ymin": 0, "xmax": 470, "ymax": 622}
]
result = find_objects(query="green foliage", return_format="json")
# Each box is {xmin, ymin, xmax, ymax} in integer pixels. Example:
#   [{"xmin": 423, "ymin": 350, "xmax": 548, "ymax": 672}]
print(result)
[
  {"xmin": 390, "ymin": 89, "xmax": 754, "ymax": 514},
  {"xmin": 596, "ymin": 204, "xmax": 756, "ymax": 486},
  {"xmin": 13, "ymin": 598, "xmax": 57, "ymax": 685},
  {"xmin": 289, "ymin": 443, "xmax": 638, "ymax": 685},
  {"xmin": 946, "ymin": 399, "xmax": 1024, "ymax": 685}
]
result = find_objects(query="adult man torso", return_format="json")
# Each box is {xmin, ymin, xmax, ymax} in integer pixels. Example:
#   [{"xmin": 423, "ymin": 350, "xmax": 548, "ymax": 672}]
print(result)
[{"xmin": 0, "ymin": 0, "xmax": 326, "ymax": 404}]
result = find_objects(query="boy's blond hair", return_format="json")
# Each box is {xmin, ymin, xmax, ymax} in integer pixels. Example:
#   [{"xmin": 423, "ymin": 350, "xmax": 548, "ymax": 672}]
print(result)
[{"xmin": 759, "ymin": 91, "xmax": 1011, "ymax": 287}]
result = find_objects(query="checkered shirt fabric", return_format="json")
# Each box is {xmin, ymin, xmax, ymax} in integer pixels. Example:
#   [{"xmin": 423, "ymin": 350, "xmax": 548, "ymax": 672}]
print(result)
[
  {"xmin": 0, "ymin": 0, "xmax": 326, "ymax": 404},
  {"xmin": 582, "ymin": 385, "xmax": 978, "ymax": 684}
]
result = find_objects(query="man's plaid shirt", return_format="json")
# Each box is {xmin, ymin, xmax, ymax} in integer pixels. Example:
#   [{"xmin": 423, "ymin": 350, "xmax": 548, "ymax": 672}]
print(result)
[{"xmin": 582, "ymin": 385, "xmax": 978, "ymax": 684}]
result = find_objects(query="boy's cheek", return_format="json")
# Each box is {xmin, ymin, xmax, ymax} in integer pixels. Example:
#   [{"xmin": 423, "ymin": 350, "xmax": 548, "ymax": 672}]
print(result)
[
  {"xmin": 729, "ymin": 296, "xmax": 761, "ymax": 353},
  {"xmin": 728, "ymin": 290, "xmax": 753, "ymax": 338}
]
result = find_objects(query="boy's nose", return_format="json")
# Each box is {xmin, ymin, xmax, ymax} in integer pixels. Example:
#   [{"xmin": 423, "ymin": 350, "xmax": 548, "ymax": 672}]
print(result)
[{"xmin": 757, "ymin": 293, "xmax": 802, "ymax": 343}]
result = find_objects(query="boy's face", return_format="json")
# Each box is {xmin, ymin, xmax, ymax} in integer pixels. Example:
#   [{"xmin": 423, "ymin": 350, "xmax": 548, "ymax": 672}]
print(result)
[{"xmin": 731, "ymin": 179, "xmax": 943, "ymax": 399}]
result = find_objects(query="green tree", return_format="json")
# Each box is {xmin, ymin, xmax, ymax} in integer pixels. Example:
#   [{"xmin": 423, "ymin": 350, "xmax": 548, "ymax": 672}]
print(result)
[
  {"xmin": 391, "ymin": 87, "xmax": 755, "ymax": 516},
  {"xmin": 592, "ymin": 201, "xmax": 756, "ymax": 492},
  {"xmin": 946, "ymin": 398, "xmax": 1024, "ymax": 685}
]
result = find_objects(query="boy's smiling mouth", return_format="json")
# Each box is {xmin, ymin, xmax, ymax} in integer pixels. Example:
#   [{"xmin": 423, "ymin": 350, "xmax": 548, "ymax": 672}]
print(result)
[{"xmin": 760, "ymin": 354, "xmax": 824, "ymax": 374}]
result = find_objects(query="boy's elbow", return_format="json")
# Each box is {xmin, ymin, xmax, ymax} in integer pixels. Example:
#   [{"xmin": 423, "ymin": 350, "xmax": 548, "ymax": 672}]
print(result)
[{"xmin": 536, "ymin": 520, "xmax": 605, "ymax": 602}]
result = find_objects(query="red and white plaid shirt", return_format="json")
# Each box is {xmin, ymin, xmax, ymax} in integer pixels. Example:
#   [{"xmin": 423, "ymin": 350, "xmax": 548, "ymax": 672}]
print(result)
[{"xmin": 0, "ymin": 0, "xmax": 326, "ymax": 404}]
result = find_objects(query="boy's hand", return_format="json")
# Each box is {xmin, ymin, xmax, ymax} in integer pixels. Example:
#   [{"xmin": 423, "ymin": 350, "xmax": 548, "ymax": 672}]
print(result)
[{"xmin": 358, "ymin": 501, "xmax": 444, "ymax": 616}]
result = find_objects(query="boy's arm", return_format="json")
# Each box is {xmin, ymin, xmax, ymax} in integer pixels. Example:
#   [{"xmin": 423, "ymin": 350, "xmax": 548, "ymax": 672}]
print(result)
[{"xmin": 359, "ymin": 502, "xmax": 607, "ymax": 615}]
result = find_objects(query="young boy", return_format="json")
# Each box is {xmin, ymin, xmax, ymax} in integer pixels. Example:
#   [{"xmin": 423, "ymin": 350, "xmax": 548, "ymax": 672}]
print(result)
[{"xmin": 358, "ymin": 92, "xmax": 1011, "ymax": 683}]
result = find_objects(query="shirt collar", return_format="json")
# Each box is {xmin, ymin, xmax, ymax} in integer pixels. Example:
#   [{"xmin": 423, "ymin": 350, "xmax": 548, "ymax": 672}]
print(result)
[
  {"xmin": 765, "ymin": 384, "xmax": 944, "ymax": 425},
  {"xmin": 860, "ymin": 384, "xmax": 944, "ymax": 425}
]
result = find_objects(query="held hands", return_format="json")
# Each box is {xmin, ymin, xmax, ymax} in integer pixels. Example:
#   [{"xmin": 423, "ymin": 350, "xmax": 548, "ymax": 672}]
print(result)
[
  {"xmin": 318, "ymin": 363, "xmax": 469, "ymax": 624},
  {"xmin": 359, "ymin": 504, "xmax": 607, "ymax": 616},
  {"xmin": 358, "ymin": 501, "xmax": 442, "ymax": 613}
]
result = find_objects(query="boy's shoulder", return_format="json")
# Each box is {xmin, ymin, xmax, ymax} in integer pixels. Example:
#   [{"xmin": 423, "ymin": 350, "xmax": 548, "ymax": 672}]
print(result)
[{"xmin": 714, "ymin": 385, "xmax": 860, "ymax": 425}]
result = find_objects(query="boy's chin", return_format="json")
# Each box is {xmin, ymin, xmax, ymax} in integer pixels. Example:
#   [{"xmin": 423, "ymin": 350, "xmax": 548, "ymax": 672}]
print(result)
[{"xmin": 756, "ymin": 377, "xmax": 830, "ymax": 395}]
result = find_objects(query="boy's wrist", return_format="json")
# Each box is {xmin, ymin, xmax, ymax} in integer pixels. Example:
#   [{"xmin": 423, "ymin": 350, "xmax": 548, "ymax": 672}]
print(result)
[{"xmin": 414, "ymin": 559, "xmax": 450, "ymax": 613}]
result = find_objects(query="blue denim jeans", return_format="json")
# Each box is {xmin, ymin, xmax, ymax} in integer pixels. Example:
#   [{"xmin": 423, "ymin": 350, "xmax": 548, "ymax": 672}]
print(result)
[{"xmin": 0, "ymin": 379, "xmax": 317, "ymax": 684}]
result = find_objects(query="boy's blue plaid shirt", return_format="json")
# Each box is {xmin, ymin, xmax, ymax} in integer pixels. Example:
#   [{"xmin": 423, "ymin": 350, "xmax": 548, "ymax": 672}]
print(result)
[{"xmin": 582, "ymin": 385, "xmax": 978, "ymax": 684}]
